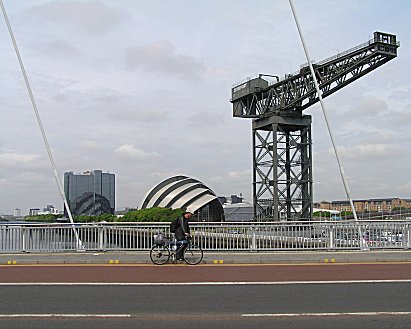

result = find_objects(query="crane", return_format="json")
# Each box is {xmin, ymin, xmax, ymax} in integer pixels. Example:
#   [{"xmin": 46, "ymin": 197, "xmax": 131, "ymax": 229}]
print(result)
[{"xmin": 231, "ymin": 32, "xmax": 399, "ymax": 221}]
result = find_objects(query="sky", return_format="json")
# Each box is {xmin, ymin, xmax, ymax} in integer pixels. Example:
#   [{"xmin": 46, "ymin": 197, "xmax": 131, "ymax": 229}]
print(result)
[{"xmin": 0, "ymin": 0, "xmax": 410, "ymax": 215}]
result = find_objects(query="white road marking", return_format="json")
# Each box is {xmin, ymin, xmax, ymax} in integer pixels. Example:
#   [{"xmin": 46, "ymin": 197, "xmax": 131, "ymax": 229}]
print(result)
[
  {"xmin": 0, "ymin": 279, "xmax": 411, "ymax": 286},
  {"xmin": 0, "ymin": 314, "xmax": 131, "ymax": 318},
  {"xmin": 242, "ymin": 311, "xmax": 411, "ymax": 317}
]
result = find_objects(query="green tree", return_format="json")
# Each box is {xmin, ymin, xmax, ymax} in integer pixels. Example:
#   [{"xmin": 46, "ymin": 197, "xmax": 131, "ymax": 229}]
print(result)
[
  {"xmin": 313, "ymin": 211, "xmax": 331, "ymax": 218},
  {"xmin": 24, "ymin": 214, "xmax": 63, "ymax": 223},
  {"xmin": 121, "ymin": 207, "xmax": 183, "ymax": 222},
  {"xmin": 22, "ymin": 209, "xmax": 182, "ymax": 223},
  {"xmin": 340, "ymin": 211, "xmax": 353, "ymax": 217},
  {"xmin": 71, "ymin": 214, "xmax": 114, "ymax": 223},
  {"xmin": 74, "ymin": 215, "xmax": 95, "ymax": 223},
  {"xmin": 98, "ymin": 213, "xmax": 116, "ymax": 222}
]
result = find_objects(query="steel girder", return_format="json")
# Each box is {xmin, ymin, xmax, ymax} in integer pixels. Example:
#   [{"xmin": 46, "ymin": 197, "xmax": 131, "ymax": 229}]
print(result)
[{"xmin": 253, "ymin": 115, "xmax": 312, "ymax": 221}]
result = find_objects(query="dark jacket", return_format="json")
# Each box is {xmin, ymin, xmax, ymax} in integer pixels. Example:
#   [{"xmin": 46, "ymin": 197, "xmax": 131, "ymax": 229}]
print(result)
[{"xmin": 175, "ymin": 215, "xmax": 190, "ymax": 241}]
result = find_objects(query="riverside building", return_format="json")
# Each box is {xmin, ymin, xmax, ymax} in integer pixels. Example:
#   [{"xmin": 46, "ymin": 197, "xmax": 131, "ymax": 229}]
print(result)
[
  {"xmin": 64, "ymin": 170, "xmax": 115, "ymax": 216},
  {"xmin": 319, "ymin": 198, "xmax": 411, "ymax": 213}
]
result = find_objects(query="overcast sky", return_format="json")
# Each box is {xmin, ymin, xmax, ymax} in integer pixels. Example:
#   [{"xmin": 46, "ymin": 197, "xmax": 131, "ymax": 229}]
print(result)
[{"xmin": 0, "ymin": 0, "xmax": 410, "ymax": 215}]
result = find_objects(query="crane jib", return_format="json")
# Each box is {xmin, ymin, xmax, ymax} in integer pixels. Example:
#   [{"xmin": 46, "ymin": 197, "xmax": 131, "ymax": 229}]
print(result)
[{"xmin": 231, "ymin": 31, "xmax": 399, "ymax": 118}]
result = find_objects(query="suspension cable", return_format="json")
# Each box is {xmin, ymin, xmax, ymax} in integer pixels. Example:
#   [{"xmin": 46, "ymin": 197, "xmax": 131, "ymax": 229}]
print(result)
[
  {"xmin": 288, "ymin": 0, "xmax": 367, "ymax": 248},
  {"xmin": 0, "ymin": 0, "xmax": 82, "ymax": 248}
]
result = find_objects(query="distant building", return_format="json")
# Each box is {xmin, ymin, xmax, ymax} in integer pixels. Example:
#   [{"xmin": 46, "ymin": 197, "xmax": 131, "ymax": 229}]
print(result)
[
  {"xmin": 13, "ymin": 208, "xmax": 21, "ymax": 217},
  {"xmin": 29, "ymin": 208, "xmax": 40, "ymax": 216},
  {"xmin": 218, "ymin": 194, "xmax": 244, "ymax": 205},
  {"xmin": 220, "ymin": 194, "xmax": 253, "ymax": 221},
  {"xmin": 319, "ymin": 198, "xmax": 411, "ymax": 213},
  {"xmin": 38, "ymin": 205, "xmax": 61, "ymax": 215},
  {"xmin": 223, "ymin": 203, "xmax": 253, "ymax": 221},
  {"xmin": 64, "ymin": 170, "xmax": 115, "ymax": 216}
]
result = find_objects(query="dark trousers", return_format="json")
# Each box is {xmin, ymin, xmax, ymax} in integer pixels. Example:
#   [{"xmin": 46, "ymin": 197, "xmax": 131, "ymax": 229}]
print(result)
[{"xmin": 175, "ymin": 240, "xmax": 188, "ymax": 259}]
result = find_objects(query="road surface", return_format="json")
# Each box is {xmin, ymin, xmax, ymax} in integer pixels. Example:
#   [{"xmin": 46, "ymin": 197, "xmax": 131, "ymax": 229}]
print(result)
[
  {"xmin": 1, "ymin": 262, "xmax": 411, "ymax": 283},
  {"xmin": 1, "ymin": 263, "xmax": 410, "ymax": 328}
]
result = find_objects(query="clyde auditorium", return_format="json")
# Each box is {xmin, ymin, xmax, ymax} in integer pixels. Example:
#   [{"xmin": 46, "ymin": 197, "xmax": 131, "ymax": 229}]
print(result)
[{"xmin": 140, "ymin": 175, "xmax": 224, "ymax": 222}]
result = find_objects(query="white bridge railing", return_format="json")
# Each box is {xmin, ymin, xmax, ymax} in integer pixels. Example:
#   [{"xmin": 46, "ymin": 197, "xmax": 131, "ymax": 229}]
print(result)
[{"xmin": 0, "ymin": 221, "xmax": 410, "ymax": 253}]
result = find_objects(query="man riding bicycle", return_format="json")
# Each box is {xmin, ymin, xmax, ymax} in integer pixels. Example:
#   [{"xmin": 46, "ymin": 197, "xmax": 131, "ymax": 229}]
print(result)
[
  {"xmin": 174, "ymin": 208, "xmax": 193, "ymax": 260},
  {"xmin": 150, "ymin": 207, "xmax": 202, "ymax": 265}
]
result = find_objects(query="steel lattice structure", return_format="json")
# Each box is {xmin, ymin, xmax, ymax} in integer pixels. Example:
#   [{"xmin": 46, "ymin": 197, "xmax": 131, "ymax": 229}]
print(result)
[{"xmin": 231, "ymin": 32, "xmax": 399, "ymax": 221}]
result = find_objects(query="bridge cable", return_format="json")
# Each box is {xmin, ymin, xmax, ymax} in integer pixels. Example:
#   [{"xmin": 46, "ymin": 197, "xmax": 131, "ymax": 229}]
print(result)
[
  {"xmin": 0, "ymin": 0, "xmax": 83, "ymax": 249},
  {"xmin": 288, "ymin": 0, "xmax": 367, "ymax": 249}
]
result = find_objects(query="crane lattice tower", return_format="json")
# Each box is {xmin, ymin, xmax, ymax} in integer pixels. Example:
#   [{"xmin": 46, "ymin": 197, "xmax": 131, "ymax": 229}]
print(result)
[{"xmin": 230, "ymin": 32, "xmax": 399, "ymax": 221}]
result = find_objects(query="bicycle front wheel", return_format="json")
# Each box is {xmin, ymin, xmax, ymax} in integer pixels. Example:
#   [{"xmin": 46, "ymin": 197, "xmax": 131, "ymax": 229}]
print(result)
[
  {"xmin": 150, "ymin": 244, "xmax": 170, "ymax": 265},
  {"xmin": 184, "ymin": 245, "xmax": 203, "ymax": 265}
]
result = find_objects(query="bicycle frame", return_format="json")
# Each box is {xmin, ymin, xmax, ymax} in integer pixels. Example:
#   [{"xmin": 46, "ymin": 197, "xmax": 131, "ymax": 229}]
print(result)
[{"xmin": 168, "ymin": 239, "xmax": 188, "ymax": 261}]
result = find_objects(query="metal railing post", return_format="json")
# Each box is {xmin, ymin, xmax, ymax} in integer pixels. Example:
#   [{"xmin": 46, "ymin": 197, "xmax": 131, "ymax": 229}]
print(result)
[
  {"xmin": 251, "ymin": 226, "xmax": 257, "ymax": 251},
  {"xmin": 98, "ymin": 225, "xmax": 103, "ymax": 250},
  {"xmin": 329, "ymin": 225, "xmax": 335, "ymax": 249},
  {"xmin": 406, "ymin": 224, "xmax": 411, "ymax": 249},
  {"xmin": 22, "ymin": 226, "xmax": 26, "ymax": 252}
]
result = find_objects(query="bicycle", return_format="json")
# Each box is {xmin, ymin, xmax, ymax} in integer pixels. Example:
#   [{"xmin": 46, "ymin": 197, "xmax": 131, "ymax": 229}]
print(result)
[{"xmin": 150, "ymin": 233, "xmax": 203, "ymax": 265}]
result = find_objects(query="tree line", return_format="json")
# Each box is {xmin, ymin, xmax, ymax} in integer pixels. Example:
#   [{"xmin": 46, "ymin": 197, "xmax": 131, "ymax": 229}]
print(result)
[{"xmin": 23, "ymin": 207, "xmax": 184, "ymax": 223}]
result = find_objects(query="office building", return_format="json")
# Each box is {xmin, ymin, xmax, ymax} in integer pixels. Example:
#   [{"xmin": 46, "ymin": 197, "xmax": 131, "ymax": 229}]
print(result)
[
  {"xmin": 13, "ymin": 208, "xmax": 21, "ymax": 217},
  {"xmin": 64, "ymin": 170, "xmax": 115, "ymax": 216}
]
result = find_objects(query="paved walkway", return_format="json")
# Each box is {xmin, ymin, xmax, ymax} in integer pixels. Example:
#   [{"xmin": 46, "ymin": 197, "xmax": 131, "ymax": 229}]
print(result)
[{"xmin": 1, "ymin": 250, "xmax": 411, "ymax": 265}]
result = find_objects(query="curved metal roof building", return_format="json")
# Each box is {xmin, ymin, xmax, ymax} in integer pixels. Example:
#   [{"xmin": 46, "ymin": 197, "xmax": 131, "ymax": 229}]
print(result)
[{"xmin": 140, "ymin": 175, "xmax": 224, "ymax": 222}]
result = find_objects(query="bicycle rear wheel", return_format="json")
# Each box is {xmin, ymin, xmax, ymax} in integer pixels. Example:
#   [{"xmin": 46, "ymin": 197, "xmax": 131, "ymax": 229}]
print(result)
[
  {"xmin": 150, "ymin": 244, "xmax": 170, "ymax": 265},
  {"xmin": 184, "ymin": 245, "xmax": 203, "ymax": 265}
]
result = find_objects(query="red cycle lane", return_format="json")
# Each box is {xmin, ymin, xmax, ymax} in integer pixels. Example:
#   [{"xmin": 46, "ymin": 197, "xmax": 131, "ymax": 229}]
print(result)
[{"xmin": 1, "ymin": 263, "xmax": 411, "ymax": 283}]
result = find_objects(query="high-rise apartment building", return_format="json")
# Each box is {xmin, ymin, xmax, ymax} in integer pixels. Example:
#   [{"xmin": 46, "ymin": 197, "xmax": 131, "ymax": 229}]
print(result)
[{"xmin": 64, "ymin": 170, "xmax": 115, "ymax": 216}]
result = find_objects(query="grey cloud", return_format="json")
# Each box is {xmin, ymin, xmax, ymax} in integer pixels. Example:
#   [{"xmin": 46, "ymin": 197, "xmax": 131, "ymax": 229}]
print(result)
[
  {"xmin": 109, "ymin": 106, "xmax": 169, "ymax": 123},
  {"xmin": 79, "ymin": 90, "xmax": 170, "ymax": 123},
  {"xmin": 44, "ymin": 40, "xmax": 80, "ymax": 58},
  {"xmin": 326, "ymin": 95, "xmax": 388, "ymax": 122},
  {"xmin": 187, "ymin": 112, "xmax": 225, "ymax": 127},
  {"xmin": 388, "ymin": 88, "xmax": 411, "ymax": 103},
  {"xmin": 351, "ymin": 96, "xmax": 388, "ymax": 117},
  {"xmin": 8, "ymin": 172, "xmax": 47, "ymax": 186},
  {"xmin": 114, "ymin": 144, "xmax": 161, "ymax": 162},
  {"xmin": 396, "ymin": 181, "xmax": 411, "ymax": 195},
  {"xmin": 0, "ymin": 151, "xmax": 45, "ymax": 170},
  {"xmin": 319, "ymin": 95, "xmax": 394, "ymax": 139},
  {"xmin": 24, "ymin": 1, "xmax": 125, "ymax": 34},
  {"xmin": 227, "ymin": 169, "xmax": 252, "ymax": 182},
  {"xmin": 209, "ymin": 170, "xmax": 252, "ymax": 201},
  {"xmin": 389, "ymin": 103, "xmax": 411, "ymax": 127},
  {"xmin": 78, "ymin": 140, "xmax": 100, "ymax": 150},
  {"xmin": 126, "ymin": 40, "xmax": 205, "ymax": 79},
  {"xmin": 334, "ymin": 143, "xmax": 403, "ymax": 161}
]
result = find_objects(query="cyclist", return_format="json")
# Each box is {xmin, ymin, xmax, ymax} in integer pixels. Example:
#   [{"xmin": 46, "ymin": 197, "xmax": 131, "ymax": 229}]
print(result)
[{"xmin": 174, "ymin": 208, "xmax": 193, "ymax": 260}]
